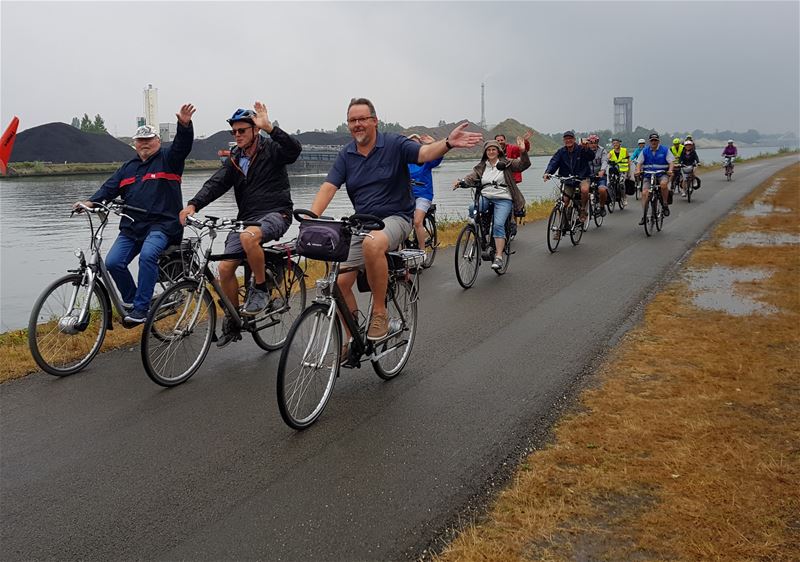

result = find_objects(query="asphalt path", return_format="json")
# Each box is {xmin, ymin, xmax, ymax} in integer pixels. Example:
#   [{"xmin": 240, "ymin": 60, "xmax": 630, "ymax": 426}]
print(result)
[{"xmin": 2, "ymin": 156, "xmax": 796, "ymax": 561}]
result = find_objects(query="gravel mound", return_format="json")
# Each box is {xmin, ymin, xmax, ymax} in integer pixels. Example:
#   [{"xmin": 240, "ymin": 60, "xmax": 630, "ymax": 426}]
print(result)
[{"xmin": 10, "ymin": 122, "xmax": 136, "ymax": 163}]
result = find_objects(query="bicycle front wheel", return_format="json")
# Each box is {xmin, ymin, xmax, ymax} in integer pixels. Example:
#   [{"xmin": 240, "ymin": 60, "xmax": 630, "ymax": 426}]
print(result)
[
  {"xmin": 28, "ymin": 273, "xmax": 109, "ymax": 376},
  {"xmin": 546, "ymin": 204, "xmax": 563, "ymax": 253},
  {"xmin": 655, "ymin": 197, "xmax": 664, "ymax": 232},
  {"xmin": 373, "ymin": 279, "xmax": 418, "ymax": 379},
  {"xmin": 277, "ymin": 303, "xmax": 341, "ymax": 430},
  {"xmin": 643, "ymin": 196, "xmax": 653, "ymax": 237},
  {"xmin": 454, "ymin": 224, "xmax": 480, "ymax": 289},
  {"xmin": 252, "ymin": 261, "xmax": 307, "ymax": 351},
  {"xmin": 141, "ymin": 280, "xmax": 216, "ymax": 387},
  {"xmin": 421, "ymin": 213, "xmax": 437, "ymax": 268},
  {"xmin": 570, "ymin": 207, "xmax": 584, "ymax": 245}
]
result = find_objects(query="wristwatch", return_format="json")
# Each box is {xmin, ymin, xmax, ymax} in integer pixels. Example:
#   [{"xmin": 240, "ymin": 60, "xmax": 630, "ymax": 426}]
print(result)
[{"xmin": 445, "ymin": 138, "xmax": 453, "ymax": 150}]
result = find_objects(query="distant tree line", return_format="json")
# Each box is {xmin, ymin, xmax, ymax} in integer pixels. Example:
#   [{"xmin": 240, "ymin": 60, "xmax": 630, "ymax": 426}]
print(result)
[{"xmin": 70, "ymin": 113, "xmax": 108, "ymax": 134}]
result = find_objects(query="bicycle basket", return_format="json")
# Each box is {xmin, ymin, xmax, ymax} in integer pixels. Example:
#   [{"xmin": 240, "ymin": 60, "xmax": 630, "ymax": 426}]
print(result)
[{"xmin": 296, "ymin": 218, "xmax": 352, "ymax": 262}]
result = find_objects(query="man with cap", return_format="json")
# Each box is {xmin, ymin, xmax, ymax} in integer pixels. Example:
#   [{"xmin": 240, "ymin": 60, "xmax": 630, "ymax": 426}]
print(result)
[
  {"xmin": 635, "ymin": 132, "xmax": 674, "ymax": 224},
  {"xmin": 73, "ymin": 103, "xmax": 196, "ymax": 325},
  {"xmin": 180, "ymin": 101, "xmax": 301, "ymax": 348},
  {"xmin": 543, "ymin": 130, "xmax": 597, "ymax": 224}
]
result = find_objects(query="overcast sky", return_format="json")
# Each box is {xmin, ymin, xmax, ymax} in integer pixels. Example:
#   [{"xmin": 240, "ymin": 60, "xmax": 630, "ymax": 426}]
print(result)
[{"xmin": 2, "ymin": 1, "xmax": 798, "ymax": 138}]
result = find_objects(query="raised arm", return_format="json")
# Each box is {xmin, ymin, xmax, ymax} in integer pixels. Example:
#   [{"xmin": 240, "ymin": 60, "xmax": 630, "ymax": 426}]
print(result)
[
  {"xmin": 418, "ymin": 122, "xmax": 482, "ymax": 163},
  {"xmin": 253, "ymin": 100, "xmax": 302, "ymax": 164}
]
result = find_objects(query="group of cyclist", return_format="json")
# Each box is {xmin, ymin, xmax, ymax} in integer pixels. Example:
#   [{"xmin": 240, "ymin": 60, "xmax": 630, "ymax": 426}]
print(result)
[
  {"xmin": 72, "ymin": 96, "xmax": 740, "ymax": 348},
  {"xmin": 73, "ymin": 98, "xmax": 482, "ymax": 349}
]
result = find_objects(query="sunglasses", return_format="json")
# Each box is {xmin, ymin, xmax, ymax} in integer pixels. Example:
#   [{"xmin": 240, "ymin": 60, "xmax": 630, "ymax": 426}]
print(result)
[{"xmin": 230, "ymin": 126, "xmax": 253, "ymax": 136}]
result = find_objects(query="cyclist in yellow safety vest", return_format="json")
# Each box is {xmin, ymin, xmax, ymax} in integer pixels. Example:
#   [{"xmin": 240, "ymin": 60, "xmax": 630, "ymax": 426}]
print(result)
[
  {"xmin": 608, "ymin": 138, "xmax": 630, "ymax": 204},
  {"xmin": 670, "ymin": 137, "xmax": 684, "ymax": 159}
]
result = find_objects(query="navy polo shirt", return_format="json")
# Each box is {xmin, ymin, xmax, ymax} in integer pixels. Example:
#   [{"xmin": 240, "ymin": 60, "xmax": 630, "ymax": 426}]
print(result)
[{"xmin": 325, "ymin": 132, "xmax": 420, "ymax": 220}]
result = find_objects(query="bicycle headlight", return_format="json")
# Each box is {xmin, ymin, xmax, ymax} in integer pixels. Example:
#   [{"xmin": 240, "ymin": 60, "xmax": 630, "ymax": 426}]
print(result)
[{"xmin": 74, "ymin": 248, "xmax": 85, "ymax": 260}]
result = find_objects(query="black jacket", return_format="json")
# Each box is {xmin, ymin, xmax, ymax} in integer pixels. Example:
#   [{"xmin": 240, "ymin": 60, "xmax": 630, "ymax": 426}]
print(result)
[
  {"xmin": 545, "ymin": 145, "xmax": 596, "ymax": 180},
  {"xmin": 189, "ymin": 126, "xmax": 301, "ymax": 220}
]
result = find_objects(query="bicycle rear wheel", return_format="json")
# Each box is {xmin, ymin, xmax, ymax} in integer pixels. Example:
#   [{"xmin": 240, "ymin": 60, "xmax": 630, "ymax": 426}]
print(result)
[
  {"xmin": 373, "ymin": 279, "xmax": 418, "ymax": 379},
  {"xmin": 421, "ymin": 213, "xmax": 437, "ymax": 268},
  {"xmin": 546, "ymin": 204, "xmax": 563, "ymax": 253},
  {"xmin": 28, "ymin": 273, "xmax": 109, "ymax": 376},
  {"xmin": 277, "ymin": 303, "xmax": 341, "ymax": 430},
  {"xmin": 141, "ymin": 280, "xmax": 215, "ymax": 387},
  {"xmin": 454, "ymin": 224, "xmax": 480, "ymax": 289},
  {"xmin": 252, "ymin": 261, "xmax": 307, "ymax": 351},
  {"xmin": 607, "ymin": 187, "xmax": 615, "ymax": 214}
]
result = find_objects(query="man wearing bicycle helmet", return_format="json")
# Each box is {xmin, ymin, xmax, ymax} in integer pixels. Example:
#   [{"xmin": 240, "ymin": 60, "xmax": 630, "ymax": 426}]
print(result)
[
  {"xmin": 630, "ymin": 138, "xmax": 646, "ymax": 164},
  {"xmin": 670, "ymin": 137, "xmax": 684, "ymax": 160},
  {"xmin": 180, "ymin": 101, "xmax": 302, "ymax": 347},
  {"xmin": 73, "ymin": 103, "xmax": 196, "ymax": 326},
  {"xmin": 309, "ymin": 97, "xmax": 481, "ymax": 341}
]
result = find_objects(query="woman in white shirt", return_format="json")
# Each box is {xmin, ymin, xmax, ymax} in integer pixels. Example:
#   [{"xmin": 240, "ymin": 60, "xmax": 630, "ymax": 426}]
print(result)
[{"xmin": 455, "ymin": 138, "xmax": 530, "ymax": 270}]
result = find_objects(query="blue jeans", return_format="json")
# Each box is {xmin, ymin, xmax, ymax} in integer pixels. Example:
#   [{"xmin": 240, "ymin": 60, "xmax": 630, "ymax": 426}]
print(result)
[
  {"xmin": 105, "ymin": 230, "xmax": 169, "ymax": 313},
  {"xmin": 469, "ymin": 197, "xmax": 513, "ymax": 239}
]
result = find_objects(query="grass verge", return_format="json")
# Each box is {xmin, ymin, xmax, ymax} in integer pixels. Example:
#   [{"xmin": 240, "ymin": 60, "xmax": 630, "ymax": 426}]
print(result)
[{"xmin": 436, "ymin": 163, "xmax": 800, "ymax": 561}]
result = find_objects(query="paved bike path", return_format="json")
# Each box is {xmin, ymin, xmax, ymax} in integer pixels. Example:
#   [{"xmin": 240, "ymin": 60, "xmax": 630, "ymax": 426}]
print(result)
[{"xmin": 1, "ymin": 156, "xmax": 795, "ymax": 560}]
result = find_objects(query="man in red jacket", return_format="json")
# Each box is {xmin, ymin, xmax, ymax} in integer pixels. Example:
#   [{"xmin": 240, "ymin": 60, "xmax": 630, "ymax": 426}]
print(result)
[{"xmin": 495, "ymin": 131, "xmax": 532, "ymax": 184}]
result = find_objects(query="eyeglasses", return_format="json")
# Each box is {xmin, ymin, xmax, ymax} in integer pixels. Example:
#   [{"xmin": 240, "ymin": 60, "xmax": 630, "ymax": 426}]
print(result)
[
  {"xmin": 347, "ymin": 116, "xmax": 374, "ymax": 126},
  {"xmin": 229, "ymin": 126, "xmax": 253, "ymax": 136}
]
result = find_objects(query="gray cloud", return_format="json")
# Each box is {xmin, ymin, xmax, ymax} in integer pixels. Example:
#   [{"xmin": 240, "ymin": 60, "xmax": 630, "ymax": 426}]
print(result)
[{"xmin": 2, "ymin": 1, "xmax": 798, "ymax": 137}]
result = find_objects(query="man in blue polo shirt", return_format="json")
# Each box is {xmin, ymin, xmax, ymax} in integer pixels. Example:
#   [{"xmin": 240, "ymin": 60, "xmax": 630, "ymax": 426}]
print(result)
[{"xmin": 310, "ymin": 97, "xmax": 481, "ymax": 340}]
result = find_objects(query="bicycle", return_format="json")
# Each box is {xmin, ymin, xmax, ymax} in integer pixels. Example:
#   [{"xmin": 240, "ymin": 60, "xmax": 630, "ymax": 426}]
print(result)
[
  {"xmin": 607, "ymin": 162, "xmax": 627, "ymax": 210},
  {"xmin": 588, "ymin": 178, "xmax": 605, "ymax": 228},
  {"xmin": 723, "ymin": 156, "xmax": 735, "ymax": 181},
  {"xmin": 680, "ymin": 164, "xmax": 700, "ymax": 203},
  {"xmin": 28, "ymin": 200, "xmax": 198, "ymax": 376},
  {"xmin": 140, "ymin": 214, "xmax": 306, "ymax": 387},
  {"xmin": 275, "ymin": 210, "xmax": 422, "ymax": 429},
  {"xmin": 634, "ymin": 173, "xmax": 643, "ymax": 201},
  {"xmin": 406, "ymin": 179, "xmax": 438, "ymax": 269},
  {"xmin": 452, "ymin": 180, "xmax": 516, "ymax": 288},
  {"xmin": 545, "ymin": 175, "xmax": 585, "ymax": 253},
  {"xmin": 641, "ymin": 170, "xmax": 668, "ymax": 237}
]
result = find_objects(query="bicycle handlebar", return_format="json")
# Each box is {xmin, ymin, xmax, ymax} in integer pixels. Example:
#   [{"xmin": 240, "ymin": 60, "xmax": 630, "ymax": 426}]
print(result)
[{"xmin": 293, "ymin": 208, "xmax": 385, "ymax": 234}]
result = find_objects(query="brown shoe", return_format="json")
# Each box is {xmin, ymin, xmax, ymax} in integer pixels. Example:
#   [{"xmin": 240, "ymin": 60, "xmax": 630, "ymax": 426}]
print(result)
[{"xmin": 367, "ymin": 312, "xmax": 389, "ymax": 341}]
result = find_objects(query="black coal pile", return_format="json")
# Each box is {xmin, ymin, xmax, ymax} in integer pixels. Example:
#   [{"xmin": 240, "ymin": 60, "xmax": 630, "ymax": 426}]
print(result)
[{"xmin": 10, "ymin": 122, "xmax": 136, "ymax": 163}]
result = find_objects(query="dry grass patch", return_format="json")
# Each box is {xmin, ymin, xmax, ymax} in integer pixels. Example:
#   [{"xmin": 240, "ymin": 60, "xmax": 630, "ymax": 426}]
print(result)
[{"xmin": 437, "ymin": 164, "xmax": 800, "ymax": 561}]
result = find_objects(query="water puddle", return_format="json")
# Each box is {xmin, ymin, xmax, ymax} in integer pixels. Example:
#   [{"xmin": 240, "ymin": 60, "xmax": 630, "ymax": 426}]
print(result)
[
  {"xmin": 721, "ymin": 232, "xmax": 800, "ymax": 248},
  {"xmin": 739, "ymin": 201, "xmax": 792, "ymax": 217},
  {"xmin": 684, "ymin": 266, "xmax": 777, "ymax": 316}
]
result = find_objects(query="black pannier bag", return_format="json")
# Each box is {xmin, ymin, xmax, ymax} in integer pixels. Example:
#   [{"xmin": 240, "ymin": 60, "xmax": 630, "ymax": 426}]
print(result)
[
  {"xmin": 625, "ymin": 178, "xmax": 637, "ymax": 196},
  {"xmin": 296, "ymin": 218, "xmax": 352, "ymax": 262}
]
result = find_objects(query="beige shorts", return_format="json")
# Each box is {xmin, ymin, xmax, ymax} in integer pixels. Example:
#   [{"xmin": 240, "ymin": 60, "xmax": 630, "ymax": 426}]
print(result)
[{"xmin": 341, "ymin": 215, "xmax": 413, "ymax": 270}]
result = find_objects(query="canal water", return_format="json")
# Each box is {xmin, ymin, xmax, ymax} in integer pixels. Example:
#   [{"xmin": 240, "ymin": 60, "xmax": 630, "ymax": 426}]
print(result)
[{"xmin": 0, "ymin": 146, "xmax": 786, "ymax": 331}]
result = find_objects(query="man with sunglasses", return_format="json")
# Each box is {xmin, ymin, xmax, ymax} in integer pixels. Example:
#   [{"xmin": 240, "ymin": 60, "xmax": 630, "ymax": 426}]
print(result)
[
  {"xmin": 180, "ymin": 101, "xmax": 301, "ymax": 347},
  {"xmin": 309, "ymin": 97, "xmax": 482, "ymax": 342},
  {"xmin": 635, "ymin": 132, "xmax": 674, "ymax": 225}
]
